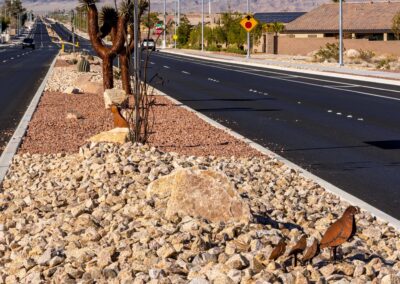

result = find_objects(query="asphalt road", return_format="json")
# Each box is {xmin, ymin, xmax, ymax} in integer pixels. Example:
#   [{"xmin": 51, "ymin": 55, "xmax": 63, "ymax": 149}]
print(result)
[
  {"xmin": 50, "ymin": 22, "xmax": 400, "ymax": 219},
  {"xmin": 0, "ymin": 19, "xmax": 58, "ymax": 152}
]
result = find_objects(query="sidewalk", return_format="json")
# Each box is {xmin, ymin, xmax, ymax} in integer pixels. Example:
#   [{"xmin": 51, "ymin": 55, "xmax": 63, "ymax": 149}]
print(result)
[{"xmin": 164, "ymin": 48, "xmax": 400, "ymax": 81}]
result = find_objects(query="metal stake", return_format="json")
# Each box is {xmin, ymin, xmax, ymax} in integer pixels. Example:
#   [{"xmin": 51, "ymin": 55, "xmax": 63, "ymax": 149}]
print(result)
[
  {"xmin": 163, "ymin": 0, "xmax": 166, "ymax": 48},
  {"xmin": 339, "ymin": 0, "xmax": 343, "ymax": 66},
  {"xmin": 246, "ymin": 0, "xmax": 250, "ymax": 59},
  {"xmin": 201, "ymin": 0, "xmax": 204, "ymax": 51}
]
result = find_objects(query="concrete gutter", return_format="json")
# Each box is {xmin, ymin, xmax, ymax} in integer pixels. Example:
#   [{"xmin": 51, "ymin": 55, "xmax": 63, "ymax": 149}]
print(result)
[
  {"xmin": 157, "ymin": 89, "xmax": 400, "ymax": 231},
  {"xmin": 161, "ymin": 49, "xmax": 400, "ymax": 87},
  {"xmin": 0, "ymin": 53, "xmax": 58, "ymax": 186}
]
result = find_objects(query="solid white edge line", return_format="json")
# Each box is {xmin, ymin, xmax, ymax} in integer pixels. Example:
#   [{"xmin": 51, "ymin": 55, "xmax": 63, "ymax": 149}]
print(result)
[
  {"xmin": 0, "ymin": 52, "xmax": 58, "ymax": 186},
  {"xmin": 161, "ymin": 49, "xmax": 400, "ymax": 87},
  {"xmin": 156, "ymin": 89, "xmax": 400, "ymax": 230}
]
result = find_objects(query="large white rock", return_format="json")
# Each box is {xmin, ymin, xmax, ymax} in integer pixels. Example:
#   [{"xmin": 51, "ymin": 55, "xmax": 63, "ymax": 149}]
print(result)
[
  {"xmin": 88, "ymin": 127, "xmax": 129, "ymax": 144},
  {"xmin": 345, "ymin": 49, "xmax": 361, "ymax": 59},
  {"xmin": 103, "ymin": 88, "xmax": 128, "ymax": 109},
  {"xmin": 63, "ymin": 86, "xmax": 81, "ymax": 94},
  {"xmin": 147, "ymin": 167, "xmax": 251, "ymax": 223}
]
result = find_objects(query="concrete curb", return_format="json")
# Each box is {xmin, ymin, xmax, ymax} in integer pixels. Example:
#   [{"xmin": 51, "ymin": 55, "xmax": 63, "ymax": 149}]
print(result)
[
  {"xmin": 161, "ymin": 49, "xmax": 400, "ymax": 87},
  {"xmin": 0, "ymin": 53, "xmax": 58, "ymax": 186},
  {"xmin": 156, "ymin": 89, "xmax": 400, "ymax": 230}
]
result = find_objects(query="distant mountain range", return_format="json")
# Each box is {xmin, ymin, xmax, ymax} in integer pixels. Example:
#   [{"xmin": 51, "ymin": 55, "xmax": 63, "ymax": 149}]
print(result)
[{"xmin": 26, "ymin": 0, "xmax": 367, "ymax": 14}]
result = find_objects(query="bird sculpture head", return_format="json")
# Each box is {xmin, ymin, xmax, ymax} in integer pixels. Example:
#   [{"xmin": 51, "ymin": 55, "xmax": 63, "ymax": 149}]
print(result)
[{"xmin": 344, "ymin": 206, "xmax": 359, "ymax": 217}]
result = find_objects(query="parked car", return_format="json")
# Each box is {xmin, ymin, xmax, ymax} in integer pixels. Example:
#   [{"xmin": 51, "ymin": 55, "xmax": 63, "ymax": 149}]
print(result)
[
  {"xmin": 141, "ymin": 39, "xmax": 156, "ymax": 51},
  {"xmin": 22, "ymin": 38, "xmax": 35, "ymax": 49}
]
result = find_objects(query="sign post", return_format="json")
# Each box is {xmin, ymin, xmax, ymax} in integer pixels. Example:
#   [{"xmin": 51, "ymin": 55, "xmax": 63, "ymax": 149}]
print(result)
[{"xmin": 240, "ymin": 14, "xmax": 258, "ymax": 59}]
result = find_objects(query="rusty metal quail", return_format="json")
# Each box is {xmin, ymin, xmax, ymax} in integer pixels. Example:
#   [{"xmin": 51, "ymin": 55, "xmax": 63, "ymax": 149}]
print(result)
[
  {"xmin": 320, "ymin": 206, "xmax": 359, "ymax": 261},
  {"xmin": 288, "ymin": 235, "xmax": 307, "ymax": 266},
  {"xmin": 269, "ymin": 239, "xmax": 287, "ymax": 261}
]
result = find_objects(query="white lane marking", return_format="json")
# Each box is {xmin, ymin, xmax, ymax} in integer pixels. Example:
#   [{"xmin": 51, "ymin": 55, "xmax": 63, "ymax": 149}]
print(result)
[
  {"xmin": 155, "ymin": 53, "xmax": 400, "ymax": 99},
  {"xmin": 264, "ymin": 92, "xmax": 268, "ymax": 95},
  {"xmin": 297, "ymin": 101, "xmax": 301, "ymax": 104},
  {"xmin": 150, "ymin": 62, "xmax": 155, "ymax": 65},
  {"xmin": 347, "ymin": 114, "xmax": 353, "ymax": 118},
  {"xmin": 325, "ymin": 85, "xmax": 359, "ymax": 88},
  {"xmin": 327, "ymin": 110, "xmax": 333, "ymax": 113},
  {"xmin": 358, "ymin": 118, "xmax": 364, "ymax": 121},
  {"xmin": 181, "ymin": 70, "xmax": 190, "ymax": 75},
  {"xmin": 10, "ymin": 57, "xmax": 14, "ymax": 60},
  {"xmin": 336, "ymin": 112, "xmax": 342, "ymax": 115},
  {"xmin": 17, "ymin": 55, "xmax": 20, "ymax": 57},
  {"xmin": 2, "ymin": 60, "xmax": 6, "ymax": 63},
  {"xmin": 163, "ymin": 65, "xmax": 170, "ymax": 69}
]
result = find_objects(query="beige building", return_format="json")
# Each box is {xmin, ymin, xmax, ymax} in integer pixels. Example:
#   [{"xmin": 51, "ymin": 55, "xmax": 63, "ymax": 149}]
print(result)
[{"xmin": 284, "ymin": 2, "xmax": 400, "ymax": 41}]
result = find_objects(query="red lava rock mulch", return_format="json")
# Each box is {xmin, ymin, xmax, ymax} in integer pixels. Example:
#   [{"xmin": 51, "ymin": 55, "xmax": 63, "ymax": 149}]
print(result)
[
  {"xmin": 19, "ymin": 92, "xmax": 262, "ymax": 157},
  {"xmin": 149, "ymin": 96, "xmax": 262, "ymax": 157},
  {"xmin": 54, "ymin": 59, "xmax": 72, "ymax": 68},
  {"xmin": 18, "ymin": 91, "xmax": 113, "ymax": 154}
]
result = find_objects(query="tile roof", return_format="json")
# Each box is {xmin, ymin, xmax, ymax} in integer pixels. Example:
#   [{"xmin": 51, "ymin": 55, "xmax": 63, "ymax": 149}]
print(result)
[
  {"xmin": 285, "ymin": 2, "xmax": 400, "ymax": 33},
  {"xmin": 254, "ymin": 12, "xmax": 306, "ymax": 24}
]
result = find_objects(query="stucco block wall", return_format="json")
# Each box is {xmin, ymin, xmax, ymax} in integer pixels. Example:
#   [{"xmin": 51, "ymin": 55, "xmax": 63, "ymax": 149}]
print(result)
[{"xmin": 278, "ymin": 37, "xmax": 400, "ymax": 56}]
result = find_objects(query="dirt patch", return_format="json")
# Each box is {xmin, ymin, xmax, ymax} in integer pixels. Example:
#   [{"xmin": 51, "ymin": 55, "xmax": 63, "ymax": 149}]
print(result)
[
  {"xmin": 18, "ymin": 91, "xmax": 113, "ymax": 154},
  {"xmin": 54, "ymin": 59, "xmax": 72, "ymax": 68},
  {"xmin": 19, "ymin": 93, "xmax": 261, "ymax": 157}
]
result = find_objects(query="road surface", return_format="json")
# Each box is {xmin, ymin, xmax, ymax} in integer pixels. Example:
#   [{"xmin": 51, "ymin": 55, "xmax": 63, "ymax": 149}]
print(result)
[{"xmin": 0, "ymin": 20, "xmax": 58, "ymax": 152}]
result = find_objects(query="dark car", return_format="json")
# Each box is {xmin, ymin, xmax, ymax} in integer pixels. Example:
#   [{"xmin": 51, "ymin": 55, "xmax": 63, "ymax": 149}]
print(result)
[
  {"xmin": 22, "ymin": 38, "xmax": 35, "ymax": 49},
  {"xmin": 141, "ymin": 39, "xmax": 156, "ymax": 51}
]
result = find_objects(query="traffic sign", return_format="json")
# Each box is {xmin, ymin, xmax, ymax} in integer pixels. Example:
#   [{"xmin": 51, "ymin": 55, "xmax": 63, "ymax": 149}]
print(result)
[
  {"xmin": 173, "ymin": 34, "xmax": 178, "ymax": 41},
  {"xmin": 240, "ymin": 14, "xmax": 258, "ymax": 32}
]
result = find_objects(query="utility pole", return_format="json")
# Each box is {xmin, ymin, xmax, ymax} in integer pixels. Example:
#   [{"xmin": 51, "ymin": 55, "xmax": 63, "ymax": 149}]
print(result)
[
  {"xmin": 339, "ymin": 0, "xmax": 344, "ymax": 66},
  {"xmin": 174, "ymin": 0, "xmax": 177, "ymax": 48},
  {"xmin": 246, "ymin": 0, "xmax": 250, "ymax": 59},
  {"xmin": 201, "ymin": 0, "xmax": 204, "ymax": 51},
  {"xmin": 71, "ymin": 10, "xmax": 75, "ymax": 52},
  {"xmin": 177, "ymin": 0, "xmax": 180, "ymax": 26},
  {"xmin": 163, "ymin": 0, "xmax": 166, "ymax": 48}
]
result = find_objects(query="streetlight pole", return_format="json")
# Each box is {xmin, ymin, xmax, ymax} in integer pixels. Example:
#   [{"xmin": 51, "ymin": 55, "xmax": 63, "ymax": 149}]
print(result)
[
  {"xmin": 71, "ymin": 10, "xmax": 75, "ymax": 53},
  {"xmin": 201, "ymin": 0, "xmax": 204, "ymax": 51},
  {"xmin": 177, "ymin": 0, "xmax": 180, "ymax": 26},
  {"xmin": 174, "ymin": 0, "xmax": 177, "ymax": 48},
  {"xmin": 163, "ymin": 0, "xmax": 166, "ymax": 48},
  {"xmin": 339, "ymin": 0, "xmax": 343, "ymax": 66},
  {"xmin": 246, "ymin": 0, "xmax": 250, "ymax": 59}
]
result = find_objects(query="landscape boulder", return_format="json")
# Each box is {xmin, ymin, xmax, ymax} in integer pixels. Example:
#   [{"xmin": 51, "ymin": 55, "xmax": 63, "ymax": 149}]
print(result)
[
  {"xmin": 63, "ymin": 86, "xmax": 81, "ymax": 95},
  {"xmin": 88, "ymin": 127, "xmax": 129, "ymax": 144},
  {"xmin": 104, "ymin": 88, "xmax": 128, "ymax": 109},
  {"xmin": 147, "ymin": 167, "xmax": 251, "ymax": 223},
  {"xmin": 345, "ymin": 49, "xmax": 361, "ymax": 59}
]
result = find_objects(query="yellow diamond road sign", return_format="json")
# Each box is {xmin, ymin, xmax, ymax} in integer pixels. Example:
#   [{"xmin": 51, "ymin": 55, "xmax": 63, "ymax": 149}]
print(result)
[
  {"xmin": 240, "ymin": 14, "xmax": 258, "ymax": 32},
  {"xmin": 173, "ymin": 34, "xmax": 178, "ymax": 40}
]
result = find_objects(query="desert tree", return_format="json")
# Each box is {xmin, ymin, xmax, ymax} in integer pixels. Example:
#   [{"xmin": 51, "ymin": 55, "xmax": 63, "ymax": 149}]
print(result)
[
  {"xmin": 79, "ymin": 0, "xmax": 127, "ymax": 90},
  {"xmin": 392, "ymin": 12, "xmax": 400, "ymax": 39}
]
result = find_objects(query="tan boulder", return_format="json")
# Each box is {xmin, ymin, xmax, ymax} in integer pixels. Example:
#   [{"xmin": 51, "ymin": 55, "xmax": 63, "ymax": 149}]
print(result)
[
  {"xmin": 147, "ymin": 167, "xmax": 251, "ymax": 223},
  {"xmin": 88, "ymin": 128, "xmax": 129, "ymax": 144},
  {"xmin": 104, "ymin": 89, "xmax": 128, "ymax": 109}
]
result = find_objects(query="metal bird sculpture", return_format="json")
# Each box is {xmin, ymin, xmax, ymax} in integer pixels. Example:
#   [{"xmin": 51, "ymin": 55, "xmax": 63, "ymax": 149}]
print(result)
[
  {"xmin": 288, "ymin": 235, "xmax": 307, "ymax": 266},
  {"xmin": 111, "ymin": 105, "xmax": 129, "ymax": 128},
  {"xmin": 301, "ymin": 238, "xmax": 319, "ymax": 265},
  {"xmin": 269, "ymin": 239, "xmax": 287, "ymax": 261},
  {"xmin": 320, "ymin": 206, "xmax": 359, "ymax": 261}
]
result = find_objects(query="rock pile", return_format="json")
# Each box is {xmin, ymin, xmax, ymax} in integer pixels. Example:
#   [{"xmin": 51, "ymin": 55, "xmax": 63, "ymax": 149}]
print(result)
[{"xmin": 0, "ymin": 143, "xmax": 399, "ymax": 283}]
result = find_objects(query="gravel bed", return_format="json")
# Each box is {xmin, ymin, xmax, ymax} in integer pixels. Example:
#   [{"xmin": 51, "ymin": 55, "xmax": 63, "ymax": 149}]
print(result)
[
  {"xmin": 0, "ymin": 143, "xmax": 399, "ymax": 283},
  {"xmin": 18, "ymin": 91, "xmax": 113, "ymax": 154}
]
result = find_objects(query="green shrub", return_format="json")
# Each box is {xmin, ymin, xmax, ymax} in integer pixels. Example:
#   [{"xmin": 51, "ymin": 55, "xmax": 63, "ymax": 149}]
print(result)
[
  {"xmin": 314, "ymin": 43, "xmax": 343, "ymax": 63},
  {"xmin": 206, "ymin": 45, "xmax": 221, "ymax": 52},
  {"xmin": 358, "ymin": 49, "xmax": 375, "ymax": 62},
  {"xmin": 375, "ymin": 59, "xmax": 392, "ymax": 70},
  {"xmin": 225, "ymin": 46, "xmax": 246, "ymax": 55}
]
